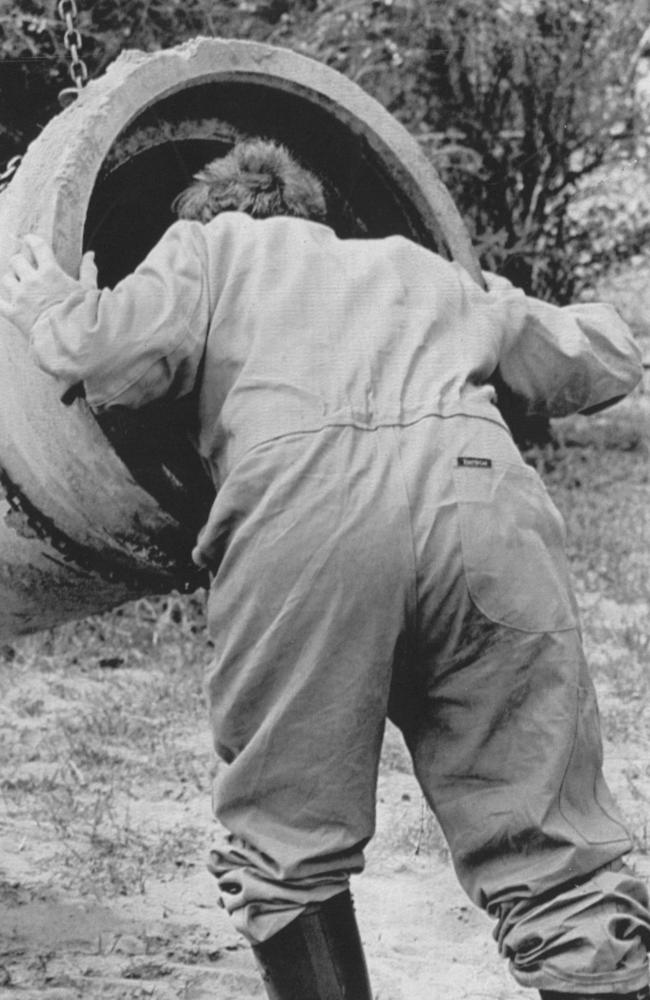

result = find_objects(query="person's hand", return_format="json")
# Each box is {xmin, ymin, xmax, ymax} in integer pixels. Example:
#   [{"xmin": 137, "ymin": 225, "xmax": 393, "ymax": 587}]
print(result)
[
  {"xmin": 0, "ymin": 234, "xmax": 86, "ymax": 334},
  {"xmin": 191, "ymin": 518, "xmax": 225, "ymax": 570},
  {"xmin": 191, "ymin": 538, "xmax": 211, "ymax": 569},
  {"xmin": 78, "ymin": 249, "xmax": 98, "ymax": 290},
  {"xmin": 481, "ymin": 270, "xmax": 516, "ymax": 296}
]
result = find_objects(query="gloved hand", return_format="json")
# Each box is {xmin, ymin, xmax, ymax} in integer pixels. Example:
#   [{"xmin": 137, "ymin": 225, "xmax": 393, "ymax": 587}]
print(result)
[{"xmin": 0, "ymin": 234, "xmax": 96, "ymax": 335}]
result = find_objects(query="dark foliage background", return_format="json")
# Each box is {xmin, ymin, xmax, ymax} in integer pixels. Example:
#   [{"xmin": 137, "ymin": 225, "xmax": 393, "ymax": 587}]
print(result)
[{"xmin": 2, "ymin": 0, "xmax": 650, "ymax": 303}]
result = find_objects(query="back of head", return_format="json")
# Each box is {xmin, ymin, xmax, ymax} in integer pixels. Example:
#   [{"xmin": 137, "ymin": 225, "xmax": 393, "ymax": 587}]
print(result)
[{"xmin": 173, "ymin": 139, "xmax": 327, "ymax": 224}]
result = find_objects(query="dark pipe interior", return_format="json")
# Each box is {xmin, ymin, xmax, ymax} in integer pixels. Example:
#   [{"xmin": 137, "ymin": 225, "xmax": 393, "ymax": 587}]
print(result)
[
  {"xmin": 84, "ymin": 80, "xmax": 445, "ymax": 286},
  {"xmin": 82, "ymin": 80, "xmax": 445, "ymax": 535}
]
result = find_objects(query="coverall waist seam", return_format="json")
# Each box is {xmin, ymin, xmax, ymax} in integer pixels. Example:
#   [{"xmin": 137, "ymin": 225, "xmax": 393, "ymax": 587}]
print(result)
[{"xmin": 227, "ymin": 407, "xmax": 512, "ymax": 471}]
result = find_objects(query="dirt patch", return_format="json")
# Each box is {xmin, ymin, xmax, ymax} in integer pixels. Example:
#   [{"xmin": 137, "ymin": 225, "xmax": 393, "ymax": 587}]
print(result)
[
  {"xmin": 1, "ymin": 735, "xmax": 529, "ymax": 1000},
  {"xmin": 1, "ymin": 710, "xmax": 646, "ymax": 1000}
]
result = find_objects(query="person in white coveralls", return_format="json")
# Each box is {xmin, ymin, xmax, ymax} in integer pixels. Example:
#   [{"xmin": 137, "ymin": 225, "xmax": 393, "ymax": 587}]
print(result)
[{"xmin": 1, "ymin": 139, "xmax": 649, "ymax": 1000}]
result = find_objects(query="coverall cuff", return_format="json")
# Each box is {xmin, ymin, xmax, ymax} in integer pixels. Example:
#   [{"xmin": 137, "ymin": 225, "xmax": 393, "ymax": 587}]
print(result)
[
  {"xmin": 514, "ymin": 966, "xmax": 650, "ymax": 996},
  {"xmin": 208, "ymin": 849, "xmax": 353, "ymax": 944},
  {"xmin": 225, "ymin": 883, "xmax": 353, "ymax": 945},
  {"xmin": 498, "ymin": 867, "xmax": 650, "ymax": 995}
]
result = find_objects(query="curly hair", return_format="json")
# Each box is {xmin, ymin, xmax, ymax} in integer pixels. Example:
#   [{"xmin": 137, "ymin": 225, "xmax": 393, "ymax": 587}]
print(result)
[{"xmin": 172, "ymin": 139, "xmax": 327, "ymax": 224}]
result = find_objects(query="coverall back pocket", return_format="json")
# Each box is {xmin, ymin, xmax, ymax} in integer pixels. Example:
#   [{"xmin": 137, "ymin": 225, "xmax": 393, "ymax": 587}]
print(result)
[{"xmin": 453, "ymin": 461, "xmax": 577, "ymax": 633}]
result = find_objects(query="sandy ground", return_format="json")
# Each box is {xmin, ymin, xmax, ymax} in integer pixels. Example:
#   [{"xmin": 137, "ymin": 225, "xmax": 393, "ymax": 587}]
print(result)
[
  {"xmin": 0, "ymin": 723, "xmax": 528, "ymax": 1000},
  {"xmin": 1, "ymin": 687, "xmax": 649, "ymax": 1000}
]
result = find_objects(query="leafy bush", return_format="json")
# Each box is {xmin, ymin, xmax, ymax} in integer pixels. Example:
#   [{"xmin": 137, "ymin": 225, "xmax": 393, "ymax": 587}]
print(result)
[{"xmin": 283, "ymin": 0, "xmax": 650, "ymax": 301}]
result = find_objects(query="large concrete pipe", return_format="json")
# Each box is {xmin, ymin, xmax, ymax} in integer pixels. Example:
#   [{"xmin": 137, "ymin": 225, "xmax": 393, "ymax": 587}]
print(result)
[{"xmin": 0, "ymin": 36, "xmax": 481, "ymax": 639}]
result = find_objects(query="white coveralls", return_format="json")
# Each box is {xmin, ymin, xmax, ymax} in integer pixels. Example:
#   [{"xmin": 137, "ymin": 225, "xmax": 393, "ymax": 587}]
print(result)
[{"xmin": 13, "ymin": 213, "xmax": 650, "ymax": 994}]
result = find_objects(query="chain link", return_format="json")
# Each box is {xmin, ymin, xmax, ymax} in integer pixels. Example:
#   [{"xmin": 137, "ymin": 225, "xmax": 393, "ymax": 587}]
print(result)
[
  {"xmin": 0, "ymin": 155, "xmax": 22, "ymax": 194},
  {"xmin": 1, "ymin": 3, "xmax": 89, "ymax": 191},
  {"xmin": 58, "ymin": 0, "xmax": 88, "ymax": 107}
]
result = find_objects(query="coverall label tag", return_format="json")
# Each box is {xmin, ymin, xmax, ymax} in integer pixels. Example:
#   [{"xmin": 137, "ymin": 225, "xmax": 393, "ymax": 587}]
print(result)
[{"xmin": 457, "ymin": 456, "xmax": 492, "ymax": 468}]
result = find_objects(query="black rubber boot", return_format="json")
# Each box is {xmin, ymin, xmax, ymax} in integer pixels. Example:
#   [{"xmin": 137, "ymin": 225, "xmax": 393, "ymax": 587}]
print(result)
[
  {"xmin": 540, "ymin": 989, "xmax": 650, "ymax": 1000},
  {"xmin": 251, "ymin": 889, "xmax": 373, "ymax": 1000}
]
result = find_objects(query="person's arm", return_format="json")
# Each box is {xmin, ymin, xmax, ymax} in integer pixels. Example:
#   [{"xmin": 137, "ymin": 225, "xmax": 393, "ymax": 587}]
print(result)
[
  {"xmin": 0, "ymin": 224, "xmax": 211, "ymax": 411},
  {"xmin": 482, "ymin": 270, "xmax": 643, "ymax": 417}
]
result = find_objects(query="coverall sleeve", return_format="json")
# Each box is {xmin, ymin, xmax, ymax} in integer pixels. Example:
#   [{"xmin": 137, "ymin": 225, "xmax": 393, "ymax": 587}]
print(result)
[
  {"xmin": 482, "ymin": 271, "xmax": 643, "ymax": 417},
  {"xmin": 29, "ymin": 221, "xmax": 211, "ymax": 411}
]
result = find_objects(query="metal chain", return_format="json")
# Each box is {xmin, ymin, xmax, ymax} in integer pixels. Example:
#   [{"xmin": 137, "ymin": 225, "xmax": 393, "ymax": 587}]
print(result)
[
  {"xmin": 1, "ymin": 3, "xmax": 89, "ymax": 193},
  {"xmin": 0, "ymin": 155, "xmax": 22, "ymax": 194},
  {"xmin": 57, "ymin": 0, "xmax": 89, "ymax": 107}
]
